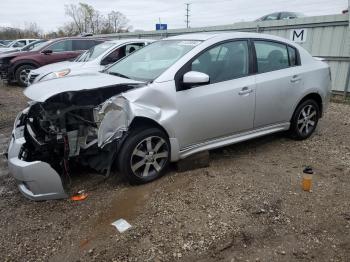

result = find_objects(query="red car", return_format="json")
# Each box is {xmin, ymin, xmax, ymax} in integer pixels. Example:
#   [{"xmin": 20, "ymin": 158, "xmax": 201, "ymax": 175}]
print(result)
[{"xmin": 0, "ymin": 37, "xmax": 106, "ymax": 86}]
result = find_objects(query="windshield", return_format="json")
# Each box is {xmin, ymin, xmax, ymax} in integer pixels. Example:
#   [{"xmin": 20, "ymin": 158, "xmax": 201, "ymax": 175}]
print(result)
[
  {"xmin": 31, "ymin": 40, "xmax": 54, "ymax": 52},
  {"xmin": 106, "ymin": 40, "xmax": 201, "ymax": 81},
  {"xmin": 75, "ymin": 42, "xmax": 115, "ymax": 62}
]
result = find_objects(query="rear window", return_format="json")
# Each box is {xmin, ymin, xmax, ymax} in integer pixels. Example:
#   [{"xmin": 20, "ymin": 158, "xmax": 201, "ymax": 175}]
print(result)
[
  {"xmin": 254, "ymin": 41, "xmax": 289, "ymax": 73},
  {"xmin": 288, "ymin": 46, "xmax": 298, "ymax": 66}
]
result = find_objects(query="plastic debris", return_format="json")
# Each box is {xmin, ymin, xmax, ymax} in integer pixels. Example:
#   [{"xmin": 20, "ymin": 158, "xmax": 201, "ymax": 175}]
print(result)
[
  {"xmin": 70, "ymin": 190, "xmax": 88, "ymax": 201},
  {"xmin": 111, "ymin": 218, "xmax": 132, "ymax": 233}
]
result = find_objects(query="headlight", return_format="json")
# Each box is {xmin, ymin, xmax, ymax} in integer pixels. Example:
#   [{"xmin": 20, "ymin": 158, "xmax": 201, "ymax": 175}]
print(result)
[{"xmin": 40, "ymin": 69, "xmax": 71, "ymax": 82}]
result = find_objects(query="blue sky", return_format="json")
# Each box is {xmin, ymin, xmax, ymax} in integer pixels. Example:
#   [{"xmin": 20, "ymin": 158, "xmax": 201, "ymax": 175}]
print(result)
[{"xmin": 0, "ymin": 0, "xmax": 348, "ymax": 32}]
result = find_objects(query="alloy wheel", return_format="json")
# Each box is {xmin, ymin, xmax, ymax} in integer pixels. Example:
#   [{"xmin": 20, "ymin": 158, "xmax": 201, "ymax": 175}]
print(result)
[
  {"xmin": 19, "ymin": 68, "xmax": 31, "ymax": 85},
  {"xmin": 297, "ymin": 104, "xmax": 317, "ymax": 136},
  {"xmin": 130, "ymin": 136, "xmax": 169, "ymax": 178}
]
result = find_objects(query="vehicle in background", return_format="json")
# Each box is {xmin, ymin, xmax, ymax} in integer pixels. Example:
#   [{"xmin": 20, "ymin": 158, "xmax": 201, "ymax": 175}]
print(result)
[
  {"xmin": 256, "ymin": 12, "xmax": 305, "ymax": 21},
  {"xmin": 0, "ymin": 37, "xmax": 106, "ymax": 86},
  {"xmin": 28, "ymin": 39, "xmax": 154, "ymax": 85},
  {"xmin": 0, "ymin": 39, "xmax": 39, "ymax": 53},
  {"xmin": 0, "ymin": 40, "xmax": 13, "ymax": 46},
  {"xmin": 7, "ymin": 32, "xmax": 331, "ymax": 200},
  {"xmin": 342, "ymin": 9, "xmax": 348, "ymax": 14},
  {"xmin": 0, "ymin": 39, "xmax": 48, "ymax": 55}
]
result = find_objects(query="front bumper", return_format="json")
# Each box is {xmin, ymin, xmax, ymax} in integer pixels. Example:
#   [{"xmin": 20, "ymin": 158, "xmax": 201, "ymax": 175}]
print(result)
[
  {"xmin": 0, "ymin": 65, "xmax": 9, "ymax": 81},
  {"xmin": 7, "ymin": 127, "xmax": 68, "ymax": 201}
]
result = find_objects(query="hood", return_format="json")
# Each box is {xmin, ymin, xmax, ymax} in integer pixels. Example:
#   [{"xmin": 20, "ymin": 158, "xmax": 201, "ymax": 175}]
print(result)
[
  {"xmin": 0, "ymin": 50, "xmax": 38, "ymax": 59},
  {"xmin": 32, "ymin": 61, "xmax": 89, "ymax": 75},
  {"xmin": 0, "ymin": 48, "xmax": 20, "ymax": 53},
  {"xmin": 24, "ymin": 72, "xmax": 144, "ymax": 102}
]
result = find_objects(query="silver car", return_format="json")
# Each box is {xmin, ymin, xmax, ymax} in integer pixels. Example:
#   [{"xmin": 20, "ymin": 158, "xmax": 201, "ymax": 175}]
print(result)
[
  {"xmin": 7, "ymin": 32, "xmax": 331, "ymax": 200},
  {"xmin": 27, "ymin": 39, "xmax": 154, "ymax": 85}
]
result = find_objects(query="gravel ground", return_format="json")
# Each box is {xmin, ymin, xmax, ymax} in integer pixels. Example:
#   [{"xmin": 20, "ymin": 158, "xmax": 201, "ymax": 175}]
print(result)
[{"xmin": 0, "ymin": 84, "xmax": 349, "ymax": 262}]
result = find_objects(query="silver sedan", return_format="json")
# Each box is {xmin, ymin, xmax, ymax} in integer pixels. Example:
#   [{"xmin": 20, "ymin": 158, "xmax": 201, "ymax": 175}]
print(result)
[{"xmin": 8, "ymin": 32, "xmax": 331, "ymax": 200}]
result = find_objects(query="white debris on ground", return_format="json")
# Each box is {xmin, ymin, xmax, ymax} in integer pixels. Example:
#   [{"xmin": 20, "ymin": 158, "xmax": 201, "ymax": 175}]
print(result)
[{"xmin": 111, "ymin": 219, "xmax": 132, "ymax": 233}]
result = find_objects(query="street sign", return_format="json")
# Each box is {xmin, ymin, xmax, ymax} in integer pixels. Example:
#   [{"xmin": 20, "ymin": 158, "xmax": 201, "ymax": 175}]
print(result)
[
  {"xmin": 290, "ymin": 29, "xmax": 307, "ymax": 43},
  {"xmin": 156, "ymin": 24, "xmax": 167, "ymax": 30}
]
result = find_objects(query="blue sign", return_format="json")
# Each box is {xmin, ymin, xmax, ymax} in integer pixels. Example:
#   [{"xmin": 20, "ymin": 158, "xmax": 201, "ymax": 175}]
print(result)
[{"xmin": 156, "ymin": 24, "xmax": 167, "ymax": 30}]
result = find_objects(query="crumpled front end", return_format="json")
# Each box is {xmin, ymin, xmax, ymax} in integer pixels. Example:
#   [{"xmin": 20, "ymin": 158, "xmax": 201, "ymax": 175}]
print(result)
[
  {"xmin": 7, "ymin": 83, "xmax": 143, "ymax": 201},
  {"xmin": 8, "ymin": 110, "xmax": 68, "ymax": 200}
]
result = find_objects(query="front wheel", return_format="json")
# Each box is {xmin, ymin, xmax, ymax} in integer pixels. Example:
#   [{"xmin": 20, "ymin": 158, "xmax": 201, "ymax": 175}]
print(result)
[
  {"xmin": 289, "ymin": 99, "xmax": 320, "ymax": 140},
  {"xmin": 15, "ymin": 64, "xmax": 35, "ymax": 87},
  {"xmin": 118, "ymin": 128, "xmax": 170, "ymax": 184}
]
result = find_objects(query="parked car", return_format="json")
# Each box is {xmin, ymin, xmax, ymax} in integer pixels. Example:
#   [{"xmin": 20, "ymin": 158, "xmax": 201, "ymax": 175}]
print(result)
[
  {"xmin": 7, "ymin": 32, "xmax": 331, "ymax": 200},
  {"xmin": 27, "ymin": 39, "xmax": 154, "ymax": 85},
  {"xmin": 0, "ymin": 37, "xmax": 106, "ymax": 86},
  {"xmin": 0, "ymin": 40, "xmax": 13, "ymax": 46},
  {"xmin": 0, "ymin": 39, "xmax": 48, "ymax": 55},
  {"xmin": 256, "ymin": 12, "xmax": 304, "ymax": 21},
  {"xmin": 0, "ymin": 39, "xmax": 39, "ymax": 53}
]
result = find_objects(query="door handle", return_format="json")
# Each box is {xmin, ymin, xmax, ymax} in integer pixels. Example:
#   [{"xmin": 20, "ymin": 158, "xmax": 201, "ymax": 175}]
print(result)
[
  {"xmin": 290, "ymin": 75, "xmax": 301, "ymax": 83},
  {"xmin": 239, "ymin": 87, "xmax": 253, "ymax": 96}
]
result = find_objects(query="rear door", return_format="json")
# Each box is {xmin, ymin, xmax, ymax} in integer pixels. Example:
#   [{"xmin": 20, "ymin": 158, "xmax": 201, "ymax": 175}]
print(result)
[
  {"xmin": 175, "ymin": 40, "xmax": 256, "ymax": 148},
  {"xmin": 253, "ymin": 40, "xmax": 303, "ymax": 128}
]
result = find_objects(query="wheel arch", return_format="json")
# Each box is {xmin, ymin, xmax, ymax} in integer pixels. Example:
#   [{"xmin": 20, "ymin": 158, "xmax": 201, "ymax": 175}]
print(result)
[
  {"xmin": 12, "ymin": 60, "xmax": 40, "ymax": 75},
  {"xmin": 293, "ymin": 92, "xmax": 323, "ymax": 119},
  {"xmin": 129, "ymin": 116, "xmax": 171, "ymax": 139}
]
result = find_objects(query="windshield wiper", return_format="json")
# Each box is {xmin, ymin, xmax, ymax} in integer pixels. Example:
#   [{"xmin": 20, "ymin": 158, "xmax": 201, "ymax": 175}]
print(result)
[{"xmin": 108, "ymin": 71, "xmax": 130, "ymax": 79}]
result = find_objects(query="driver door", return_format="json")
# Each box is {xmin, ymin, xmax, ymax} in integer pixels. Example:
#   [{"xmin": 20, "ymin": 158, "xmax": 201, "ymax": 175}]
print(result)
[{"xmin": 174, "ymin": 40, "xmax": 256, "ymax": 148}]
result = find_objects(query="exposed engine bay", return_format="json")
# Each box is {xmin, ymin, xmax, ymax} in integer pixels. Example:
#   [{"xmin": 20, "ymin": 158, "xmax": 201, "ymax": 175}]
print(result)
[{"xmin": 17, "ymin": 83, "xmax": 143, "ymax": 188}]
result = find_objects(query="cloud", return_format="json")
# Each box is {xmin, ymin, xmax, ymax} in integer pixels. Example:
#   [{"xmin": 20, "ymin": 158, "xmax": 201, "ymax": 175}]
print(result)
[{"xmin": 0, "ymin": 0, "xmax": 347, "ymax": 32}]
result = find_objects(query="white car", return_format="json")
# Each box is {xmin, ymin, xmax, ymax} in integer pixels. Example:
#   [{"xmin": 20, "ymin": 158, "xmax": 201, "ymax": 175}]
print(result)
[
  {"xmin": 0, "ymin": 39, "xmax": 39, "ymax": 53},
  {"xmin": 27, "ymin": 39, "xmax": 154, "ymax": 85}
]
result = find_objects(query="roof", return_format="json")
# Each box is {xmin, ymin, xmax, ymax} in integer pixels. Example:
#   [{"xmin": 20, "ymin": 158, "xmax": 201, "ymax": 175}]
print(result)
[
  {"xmin": 108, "ymin": 38, "xmax": 155, "ymax": 44},
  {"xmin": 166, "ymin": 31, "xmax": 296, "ymax": 44}
]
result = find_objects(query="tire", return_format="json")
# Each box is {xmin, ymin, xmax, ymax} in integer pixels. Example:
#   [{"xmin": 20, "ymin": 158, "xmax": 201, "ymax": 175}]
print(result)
[
  {"xmin": 289, "ymin": 99, "xmax": 320, "ymax": 140},
  {"xmin": 15, "ymin": 64, "xmax": 36, "ymax": 87},
  {"xmin": 118, "ymin": 127, "xmax": 170, "ymax": 184}
]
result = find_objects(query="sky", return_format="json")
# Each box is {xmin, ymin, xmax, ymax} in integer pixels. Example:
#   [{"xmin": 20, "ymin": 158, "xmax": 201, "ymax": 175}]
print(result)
[{"xmin": 0, "ymin": 0, "xmax": 348, "ymax": 32}]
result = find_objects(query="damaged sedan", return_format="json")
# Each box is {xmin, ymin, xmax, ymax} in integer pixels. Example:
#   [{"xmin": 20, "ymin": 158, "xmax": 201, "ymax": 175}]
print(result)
[{"xmin": 7, "ymin": 32, "xmax": 331, "ymax": 200}]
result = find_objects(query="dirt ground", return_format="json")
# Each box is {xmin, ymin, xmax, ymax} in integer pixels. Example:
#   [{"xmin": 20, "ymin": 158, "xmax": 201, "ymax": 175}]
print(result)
[{"xmin": 0, "ymin": 83, "xmax": 349, "ymax": 262}]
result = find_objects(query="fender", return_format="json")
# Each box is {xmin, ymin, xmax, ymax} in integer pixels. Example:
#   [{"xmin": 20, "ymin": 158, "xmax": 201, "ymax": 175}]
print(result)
[
  {"xmin": 9, "ymin": 59, "xmax": 41, "ymax": 76},
  {"xmin": 96, "ymin": 95, "xmax": 180, "ymax": 161}
]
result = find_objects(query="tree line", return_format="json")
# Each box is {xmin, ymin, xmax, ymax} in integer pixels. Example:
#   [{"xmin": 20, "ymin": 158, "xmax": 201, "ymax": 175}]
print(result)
[{"xmin": 0, "ymin": 2, "xmax": 131, "ymax": 40}]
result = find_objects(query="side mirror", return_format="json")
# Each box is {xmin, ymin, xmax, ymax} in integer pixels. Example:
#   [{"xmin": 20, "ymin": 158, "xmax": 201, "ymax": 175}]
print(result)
[
  {"xmin": 183, "ymin": 71, "xmax": 210, "ymax": 86},
  {"xmin": 42, "ymin": 49, "xmax": 53, "ymax": 55}
]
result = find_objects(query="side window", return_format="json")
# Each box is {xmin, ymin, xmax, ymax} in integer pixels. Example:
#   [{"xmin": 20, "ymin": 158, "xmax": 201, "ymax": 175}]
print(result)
[
  {"xmin": 13, "ymin": 41, "xmax": 26, "ymax": 48},
  {"xmin": 280, "ymin": 12, "xmax": 298, "ymax": 20},
  {"xmin": 254, "ymin": 41, "xmax": 289, "ymax": 73},
  {"xmin": 288, "ymin": 46, "xmax": 298, "ymax": 66},
  {"xmin": 49, "ymin": 40, "xmax": 73, "ymax": 52},
  {"xmin": 190, "ymin": 41, "xmax": 249, "ymax": 84},
  {"xmin": 125, "ymin": 43, "xmax": 145, "ymax": 56},
  {"xmin": 264, "ymin": 13, "xmax": 280, "ymax": 21},
  {"xmin": 101, "ymin": 46, "xmax": 126, "ymax": 65},
  {"xmin": 72, "ymin": 40, "xmax": 96, "ymax": 51}
]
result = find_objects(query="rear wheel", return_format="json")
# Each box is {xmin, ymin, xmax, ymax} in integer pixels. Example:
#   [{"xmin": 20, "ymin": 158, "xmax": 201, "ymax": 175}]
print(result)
[
  {"xmin": 15, "ymin": 64, "xmax": 35, "ymax": 87},
  {"xmin": 289, "ymin": 99, "xmax": 320, "ymax": 140},
  {"xmin": 118, "ymin": 128, "xmax": 170, "ymax": 184}
]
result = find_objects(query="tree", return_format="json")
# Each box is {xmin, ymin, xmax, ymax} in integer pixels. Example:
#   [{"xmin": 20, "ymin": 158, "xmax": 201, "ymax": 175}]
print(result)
[
  {"xmin": 107, "ymin": 11, "xmax": 130, "ymax": 33},
  {"xmin": 64, "ymin": 2, "xmax": 130, "ymax": 35}
]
